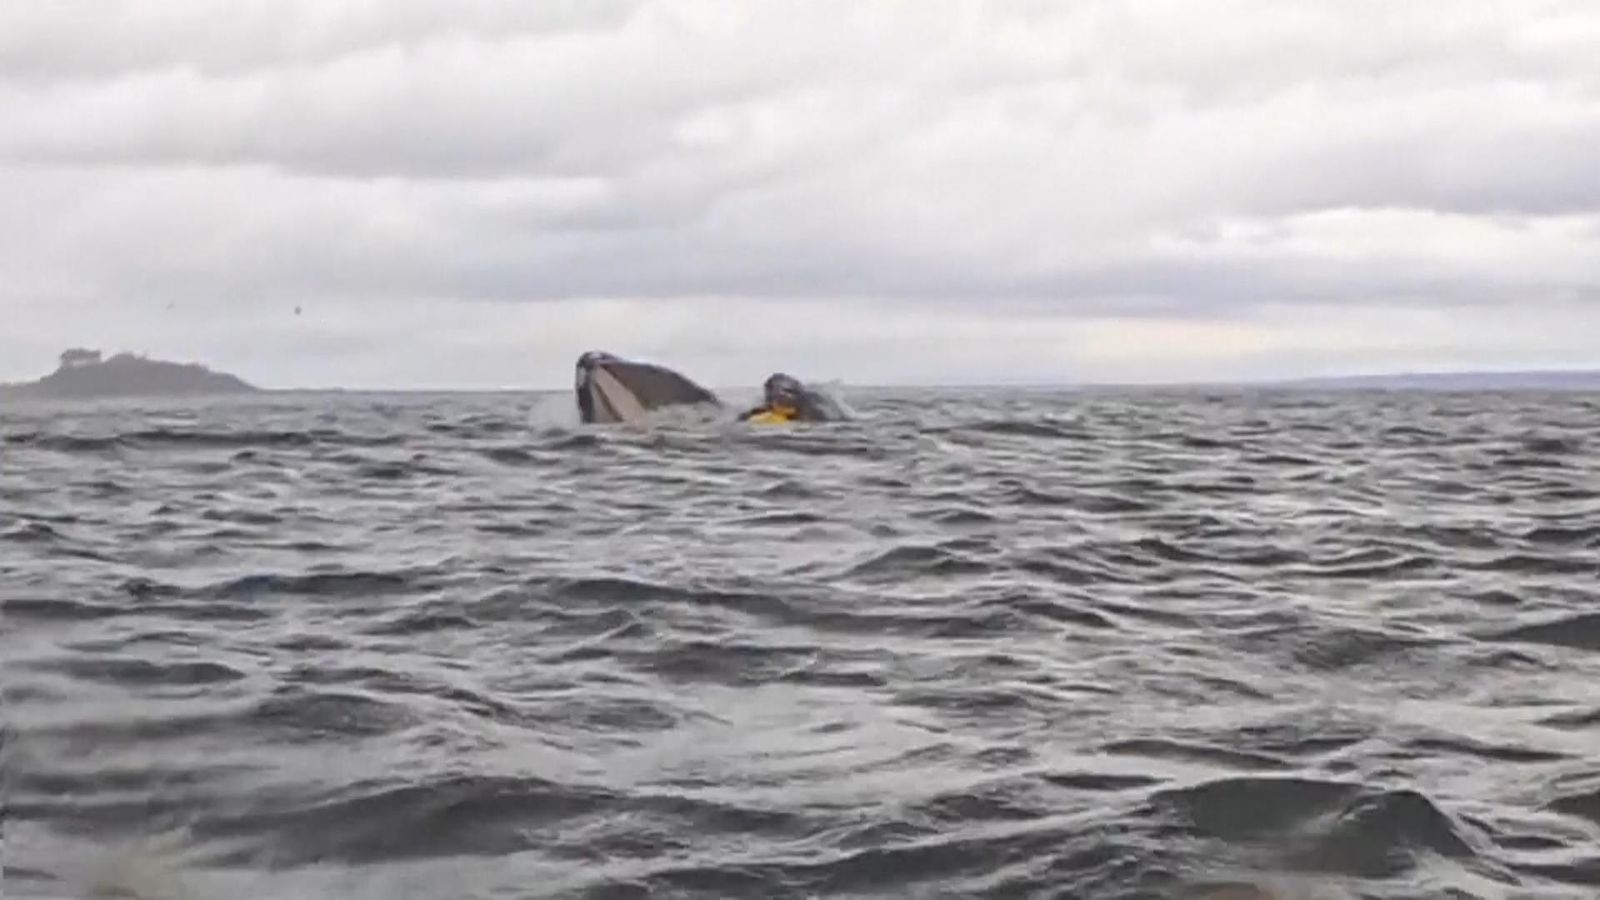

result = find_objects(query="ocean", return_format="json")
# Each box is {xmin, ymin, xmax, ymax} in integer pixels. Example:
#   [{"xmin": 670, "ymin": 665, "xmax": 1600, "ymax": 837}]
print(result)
[{"xmin": 3, "ymin": 386, "xmax": 1598, "ymax": 899}]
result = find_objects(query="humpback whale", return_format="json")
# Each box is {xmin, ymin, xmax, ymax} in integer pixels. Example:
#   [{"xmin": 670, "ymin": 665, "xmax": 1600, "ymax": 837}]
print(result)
[
  {"xmin": 738, "ymin": 372, "xmax": 848, "ymax": 424},
  {"xmin": 574, "ymin": 351, "xmax": 722, "ymax": 424}
]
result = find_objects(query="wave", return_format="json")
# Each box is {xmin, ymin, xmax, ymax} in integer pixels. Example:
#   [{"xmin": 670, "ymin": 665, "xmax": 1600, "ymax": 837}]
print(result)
[{"xmin": 4, "ymin": 387, "xmax": 1597, "ymax": 898}]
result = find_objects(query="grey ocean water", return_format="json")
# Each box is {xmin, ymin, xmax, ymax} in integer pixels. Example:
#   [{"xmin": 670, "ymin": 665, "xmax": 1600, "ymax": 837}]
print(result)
[{"xmin": 4, "ymin": 387, "xmax": 1599, "ymax": 899}]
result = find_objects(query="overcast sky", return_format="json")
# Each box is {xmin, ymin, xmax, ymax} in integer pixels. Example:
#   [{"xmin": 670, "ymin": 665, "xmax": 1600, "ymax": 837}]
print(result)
[{"xmin": 3, "ymin": 1, "xmax": 1598, "ymax": 389}]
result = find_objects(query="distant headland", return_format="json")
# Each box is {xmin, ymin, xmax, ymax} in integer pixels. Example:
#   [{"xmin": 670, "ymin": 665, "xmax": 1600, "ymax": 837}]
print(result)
[{"xmin": 0, "ymin": 348, "xmax": 259, "ymax": 400}]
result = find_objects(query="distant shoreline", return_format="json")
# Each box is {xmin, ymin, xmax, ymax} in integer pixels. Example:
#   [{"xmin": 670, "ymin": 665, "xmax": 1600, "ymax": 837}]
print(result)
[
  {"xmin": 0, "ymin": 349, "xmax": 259, "ymax": 401},
  {"xmin": 4, "ymin": 353, "xmax": 1597, "ymax": 400},
  {"xmin": 1083, "ymin": 369, "xmax": 1600, "ymax": 393}
]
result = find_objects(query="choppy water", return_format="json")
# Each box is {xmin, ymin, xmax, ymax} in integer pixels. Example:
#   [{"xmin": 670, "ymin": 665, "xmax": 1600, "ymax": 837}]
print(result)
[{"xmin": 4, "ymin": 387, "xmax": 1599, "ymax": 900}]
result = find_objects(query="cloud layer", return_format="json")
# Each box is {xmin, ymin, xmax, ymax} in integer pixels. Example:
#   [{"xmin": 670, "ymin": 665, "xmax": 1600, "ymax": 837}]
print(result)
[{"xmin": 4, "ymin": 0, "xmax": 1598, "ymax": 388}]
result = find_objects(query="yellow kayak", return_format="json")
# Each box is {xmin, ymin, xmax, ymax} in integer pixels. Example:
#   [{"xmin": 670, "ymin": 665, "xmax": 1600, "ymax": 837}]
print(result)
[{"xmin": 746, "ymin": 406, "xmax": 797, "ymax": 425}]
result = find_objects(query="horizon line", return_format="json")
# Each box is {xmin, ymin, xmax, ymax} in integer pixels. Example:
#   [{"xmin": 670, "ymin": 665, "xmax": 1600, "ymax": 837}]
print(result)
[
  {"xmin": 7, "ymin": 361, "xmax": 1599, "ymax": 397},
  {"xmin": 247, "ymin": 364, "xmax": 1600, "ymax": 395}
]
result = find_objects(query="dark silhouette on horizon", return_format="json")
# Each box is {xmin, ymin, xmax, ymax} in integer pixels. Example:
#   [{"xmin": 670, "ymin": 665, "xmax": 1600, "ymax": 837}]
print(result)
[{"xmin": 1, "ymin": 348, "xmax": 258, "ymax": 399}]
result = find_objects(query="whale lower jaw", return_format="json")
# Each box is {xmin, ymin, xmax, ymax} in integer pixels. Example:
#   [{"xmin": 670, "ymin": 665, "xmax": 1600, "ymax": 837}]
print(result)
[{"xmin": 574, "ymin": 352, "xmax": 721, "ymax": 425}]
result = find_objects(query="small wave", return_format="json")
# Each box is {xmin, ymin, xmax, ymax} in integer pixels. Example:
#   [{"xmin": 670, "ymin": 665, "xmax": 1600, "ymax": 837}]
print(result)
[
  {"xmin": 1301, "ymin": 788, "xmax": 1488, "ymax": 879},
  {"xmin": 1226, "ymin": 624, "xmax": 1443, "ymax": 673},
  {"xmin": 198, "ymin": 507, "xmax": 283, "ymax": 526},
  {"xmin": 954, "ymin": 419, "xmax": 1093, "ymax": 440},
  {"xmin": 1240, "ymin": 452, "xmax": 1320, "ymax": 467},
  {"xmin": 1549, "ymin": 786, "xmax": 1600, "ymax": 826},
  {"xmin": 1486, "ymin": 612, "xmax": 1600, "ymax": 652},
  {"xmin": 1520, "ymin": 524, "xmax": 1600, "ymax": 547},
  {"xmin": 477, "ymin": 446, "xmax": 542, "ymax": 467},
  {"xmin": 997, "ymin": 482, "xmax": 1158, "ymax": 514},
  {"xmin": 203, "ymin": 774, "xmax": 616, "ymax": 866},
  {"xmin": 126, "ymin": 428, "xmax": 317, "ymax": 449},
  {"xmin": 1402, "ymin": 734, "xmax": 1572, "ymax": 764},
  {"xmin": 4, "ymin": 596, "xmax": 126, "ymax": 621},
  {"xmin": 917, "ymin": 505, "xmax": 1000, "ymax": 526},
  {"xmin": 1380, "ymin": 425, "xmax": 1452, "ymax": 444},
  {"xmin": 3, "ymin": 520, "xmax": 66, "ymax": 542},
  {"xmin": 1042, "ymin": 771, "xmax": 1164, "ymax": 792},
  {"xmin": 729, "ymin": 510, "xmax": 828, "ymax": 527},
  {"xmin": 796, "ymin": 602, "xmax": 1023, "ymax": 639},
  {"xmin": 247, "ymin": 688, "xmax": 421, "ymax": 742},
  {"xmin": 1099, "ymin": 738, "xmax": 1293, "ymax": 772},
  {"xmin": 1519, "ymin": 434, "xmax": 1585, "ymax": 453},
  {"xmin": 1154, "ymin": 773, "xmax": 1361, "ymax": 839},
  {"xmin": 635, "ymin": 637, "xmax": 817, "ymax": 687},
  {"xmin": 1466, "ymin": 553, "xmax": 1599, "ymax": 576},
  {"xmin": 540, "ymin": 431, "xmax": 609, "ymax": 451},
  {"xmin": 839, "ymin": 543, "xmax": 994, "ymax": 581},
  {"xmin": 4, "ymin": 433, "xmax": 122, "ymax": 453},
  {"xmin": 1466, "ymin": 589, "xmax": 1524, "ymax": 607},
  {"xmin": 207, "ymin": 568, "xmax": 427, "ymax": 600},
  {"xmin": 1015, "ymin": 554, "xmax": 1138, "ymax": 586},
  {"xmin": 546, "ymin": 574, "xmax": 772, "ymax": 609},
  {"xmin": 29, "ymin": 655, "xmax": 247, "ymax": 687},
  {"xmin": 1153, "ymin": 777, "xmax": 1489, "ymax": 879},
  {"xmin": 365, "ymin": 609, "xmax": 479, "ymax": 635},
  {"xmin": 1009, "ymin": 596, "xmax": 1120, "ymax": 630},
  {"xmin": 1290, "ymin": 547, "xmax": 1441, "ymax": 580},
  {"xmin": 1538, "ymin": 707, "xmax": 1600, "ymax": 730}
]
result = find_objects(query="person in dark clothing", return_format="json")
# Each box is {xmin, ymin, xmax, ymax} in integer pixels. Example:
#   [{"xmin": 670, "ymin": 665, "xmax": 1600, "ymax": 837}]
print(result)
[{"xmin": 738, "ymin": 372, "xmax": 834, "ymax": 423}]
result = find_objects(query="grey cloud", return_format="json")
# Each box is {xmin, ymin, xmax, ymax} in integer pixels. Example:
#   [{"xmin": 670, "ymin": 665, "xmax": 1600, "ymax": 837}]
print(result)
[
  {"xmin": 7, "ymin": 162, "xmax": 1594, "ymax": 318},
  {"xmin": 0, "ymin": 0, "xmax": 646, "ymax": 83},
  {"xmin": 3, "ymin": 0, "xmax": 1599, "ymax": 387}
]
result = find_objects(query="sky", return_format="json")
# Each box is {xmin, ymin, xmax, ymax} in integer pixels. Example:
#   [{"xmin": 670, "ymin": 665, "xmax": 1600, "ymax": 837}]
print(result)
[{"xmin": 3, "ymin": 0, "xmax": 1599, "ymax": 390}]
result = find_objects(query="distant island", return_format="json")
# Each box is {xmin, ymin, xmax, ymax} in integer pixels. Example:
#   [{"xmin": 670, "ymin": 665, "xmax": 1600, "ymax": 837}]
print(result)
[{"xmin": 0, "ymin": 348, "xmax": 259, "ymax": 400}]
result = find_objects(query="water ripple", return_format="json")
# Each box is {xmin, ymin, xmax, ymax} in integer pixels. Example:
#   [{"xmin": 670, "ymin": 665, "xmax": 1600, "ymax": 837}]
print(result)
[{"xmin": 3, "ymin": 388, "xmax": 1598, "ymax": 899}]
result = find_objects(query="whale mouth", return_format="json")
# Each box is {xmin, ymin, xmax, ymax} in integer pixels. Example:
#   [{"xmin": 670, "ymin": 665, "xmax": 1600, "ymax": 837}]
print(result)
[{"xmin": 574, "ymin": 351, "xmax": 720, "ymax": 424}]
